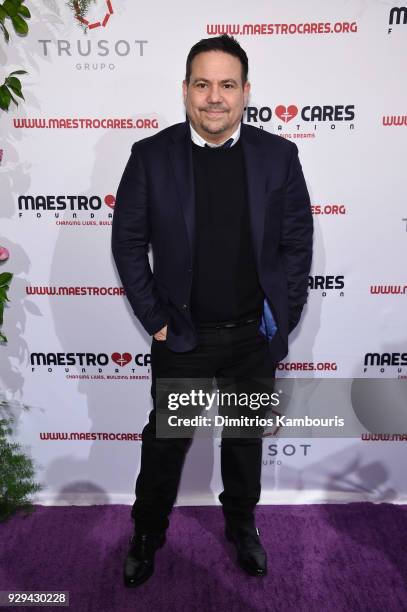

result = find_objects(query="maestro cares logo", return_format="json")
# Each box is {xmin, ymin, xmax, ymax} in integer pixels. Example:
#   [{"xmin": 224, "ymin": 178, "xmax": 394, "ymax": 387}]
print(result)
[
  {"xmin": 17, "ymin": 192, "xmax": 116, "ymax": 227},
  {"xmin": 30, "ymin": 350, "xmax": 151, "ymax": 381},
  {"xmin": 245, "ymin": 103, "xmax": 355, "ymax": 137},
  {"xmin": 388, "ymin": 6, "xmax": 407, "ymax": 33},
  {"xmin": 363, "ymin": 352, "xmax": 407, "ymax": 376},
  {"xmin": 308, "ymin": 275, "xmax": 345, "ymax": 296}
]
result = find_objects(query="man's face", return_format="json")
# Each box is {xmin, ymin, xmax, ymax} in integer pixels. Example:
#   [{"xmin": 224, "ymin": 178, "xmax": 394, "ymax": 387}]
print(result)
[{"xmin": 182, "ymin": 50, "xmax": 250, "ymax": 143}]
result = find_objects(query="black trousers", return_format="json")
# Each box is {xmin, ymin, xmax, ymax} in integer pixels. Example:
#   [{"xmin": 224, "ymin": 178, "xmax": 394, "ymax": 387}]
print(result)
[{"xmin": 131, "ymin": 319, "xmax": 276, "ymax": 533}]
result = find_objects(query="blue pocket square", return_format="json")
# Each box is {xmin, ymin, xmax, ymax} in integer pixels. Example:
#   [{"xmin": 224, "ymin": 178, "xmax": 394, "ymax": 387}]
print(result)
[{"xmin": 260, "ymin": 298, "xmax": 277, "ymax": 340}]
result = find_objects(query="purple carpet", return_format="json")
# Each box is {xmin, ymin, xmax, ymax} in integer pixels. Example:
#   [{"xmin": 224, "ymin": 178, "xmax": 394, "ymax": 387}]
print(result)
[{"xmin": 0, "ymin": 503, "xmax": 406, "ymax": 611}]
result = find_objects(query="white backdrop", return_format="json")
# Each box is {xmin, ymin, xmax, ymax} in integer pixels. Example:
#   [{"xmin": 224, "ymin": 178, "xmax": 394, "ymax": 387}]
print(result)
[{"xmin": 1, "ymin": 0, "xmax": 406, "ymax": 506}]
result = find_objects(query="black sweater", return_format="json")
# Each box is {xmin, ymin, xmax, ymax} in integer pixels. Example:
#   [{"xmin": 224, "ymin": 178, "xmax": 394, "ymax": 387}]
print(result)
[{"xmin": 190, "ymin": 139, "xmax": 264, "ymax": 324}]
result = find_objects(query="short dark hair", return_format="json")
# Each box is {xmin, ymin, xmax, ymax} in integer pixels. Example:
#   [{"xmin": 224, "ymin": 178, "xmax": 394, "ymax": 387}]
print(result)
[{"xmin": 185, "ymin": 34, "xmax": 248, "ymax": 85}]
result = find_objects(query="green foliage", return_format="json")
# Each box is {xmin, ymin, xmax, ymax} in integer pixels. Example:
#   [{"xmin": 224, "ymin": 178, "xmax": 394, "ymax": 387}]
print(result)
[
  {"xmin": 0, "ymin": 70, "xmax": 27, "ymax": 111},
  {"xmin": 0, "ymin": 2, "xmax": 39, "ymax": 522},
  {"xmin": 0, "ymin": 413, "xmax": 42, "ymax": 522},
  {"xmin": 0, "ymin": 271, "xmax": 12, "ymax": 342},
  {"xmin": 0, "ymin": 0, "xmax": 31, "ymax": 42},
  {"xmin": 0, "ymin": 0, "xmax": 30, "ymax": 110}
]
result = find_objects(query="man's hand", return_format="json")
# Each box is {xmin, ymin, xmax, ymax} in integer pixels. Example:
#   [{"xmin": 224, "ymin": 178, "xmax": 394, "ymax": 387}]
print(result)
[{"xmin": 153, "ymin": 324, "xmax": 167, "ymax": 341}]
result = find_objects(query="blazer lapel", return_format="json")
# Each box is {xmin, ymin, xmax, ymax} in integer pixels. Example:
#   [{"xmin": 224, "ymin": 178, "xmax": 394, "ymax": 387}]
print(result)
[
  {"xmin": 168, "ymin": 122, "xmax": 195, "ymax": 263},
  {"xmin": 240, "ymin": 125, "xmax": 267, "ymax": 273}
]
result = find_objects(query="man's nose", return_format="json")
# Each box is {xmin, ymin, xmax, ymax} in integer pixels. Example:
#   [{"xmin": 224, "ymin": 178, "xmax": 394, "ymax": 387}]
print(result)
[{"xmin": 207, "ymin": 85, "xmax": 223, "ymax": 103}]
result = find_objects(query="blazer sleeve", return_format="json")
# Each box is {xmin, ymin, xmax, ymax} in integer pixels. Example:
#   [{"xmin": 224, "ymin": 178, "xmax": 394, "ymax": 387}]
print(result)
[
  {"xmin": 111, "ymin": 143, "xmax": 169, "ymax": 336},
  {"xmin": 279, "ymin": 143, "xmax": 313, "ymax": 333}
]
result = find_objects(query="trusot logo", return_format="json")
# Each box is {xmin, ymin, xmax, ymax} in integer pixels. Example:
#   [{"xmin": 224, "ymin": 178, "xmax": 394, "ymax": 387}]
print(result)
[
  {"xmin": 74, "ymin": 0, "xmax": 114, "ymax": 30},
  {"xmin": 262, "ymin": 443, "xmax": 311, "ymax": 466},
  {"xmin": 38, "ymin": 1, "xmax": 148, "ymax": 71},
  {"xmin": 388, "ymin": 6, "xmax": 407, "ymax": 33}
]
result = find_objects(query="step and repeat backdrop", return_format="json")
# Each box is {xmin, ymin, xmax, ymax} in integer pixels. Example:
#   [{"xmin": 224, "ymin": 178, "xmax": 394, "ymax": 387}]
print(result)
[{"xmin": 1, "ymin": 0, "xmax": 407, "ymax": 505}]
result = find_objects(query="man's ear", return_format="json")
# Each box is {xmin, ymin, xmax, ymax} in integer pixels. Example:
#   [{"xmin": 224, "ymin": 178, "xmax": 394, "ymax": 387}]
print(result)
[
  {"xmin": 182, "ymin": 80, "xmax": 188, "ymax": 104},
  {"xmin": 243, "ymin": 80, "xmax": 251, "ymax": 107}
]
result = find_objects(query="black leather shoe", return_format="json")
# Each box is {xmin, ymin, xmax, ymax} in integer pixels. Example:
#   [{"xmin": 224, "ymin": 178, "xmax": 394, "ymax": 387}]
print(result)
[
  {"xmin": 225, "ymin": 523, "xmax": 267, "ymax": 576},
  {"xmin": 123, "ymin": 531, "xmax": 166, "ymax": 587}
]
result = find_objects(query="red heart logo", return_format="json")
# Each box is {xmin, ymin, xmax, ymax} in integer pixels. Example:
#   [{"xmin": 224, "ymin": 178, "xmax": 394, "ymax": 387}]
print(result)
[
  {"xmin": 275, "ymin": 105, "xmax": 298, "ymax": 123},
  {"xmin": 111, "ymin": 352, "xmax": 132, "ymax": 367},
  {"xmin": 104, "ymin": 194, "xmax": 116, "ymax": 209}
]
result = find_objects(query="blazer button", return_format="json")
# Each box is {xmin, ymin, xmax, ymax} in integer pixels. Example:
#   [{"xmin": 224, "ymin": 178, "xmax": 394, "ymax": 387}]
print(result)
[{"xmin": 181, "ymin": 304, "xmax": 188, "ymax": 311}]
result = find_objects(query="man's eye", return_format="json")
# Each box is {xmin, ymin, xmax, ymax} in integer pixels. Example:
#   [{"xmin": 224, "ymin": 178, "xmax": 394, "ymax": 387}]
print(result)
[
  {"xmin": 196, "ymin": 83, "xmax": 206, "ymax": 88},
  {"xmin": 223, "ymin": 83, "xmax": 234, "ymax": 88}
]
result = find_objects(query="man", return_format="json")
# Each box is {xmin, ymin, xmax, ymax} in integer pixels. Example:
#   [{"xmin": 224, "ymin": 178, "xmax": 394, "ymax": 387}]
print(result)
[{"xmin": 112, "ymin": 34, "xmax": 313, "ymax": 587}]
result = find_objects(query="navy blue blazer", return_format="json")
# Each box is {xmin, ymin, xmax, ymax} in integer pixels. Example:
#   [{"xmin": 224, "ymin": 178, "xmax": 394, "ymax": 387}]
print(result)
[{"xmin": 112, "ymin": 121, "xmax": 313, "ymax": 362}]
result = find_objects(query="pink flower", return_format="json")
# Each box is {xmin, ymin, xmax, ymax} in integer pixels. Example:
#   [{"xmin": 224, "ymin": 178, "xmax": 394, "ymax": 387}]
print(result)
[{"xmin": 0, "ymin": 246, "xmax": 9, "ymax": 261}]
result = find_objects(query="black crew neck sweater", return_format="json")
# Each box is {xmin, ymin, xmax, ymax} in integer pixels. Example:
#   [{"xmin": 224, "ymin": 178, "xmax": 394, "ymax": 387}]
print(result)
[{"xmin": 190, "ymin": 139, "xmax": 264, "ymax": 324}]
